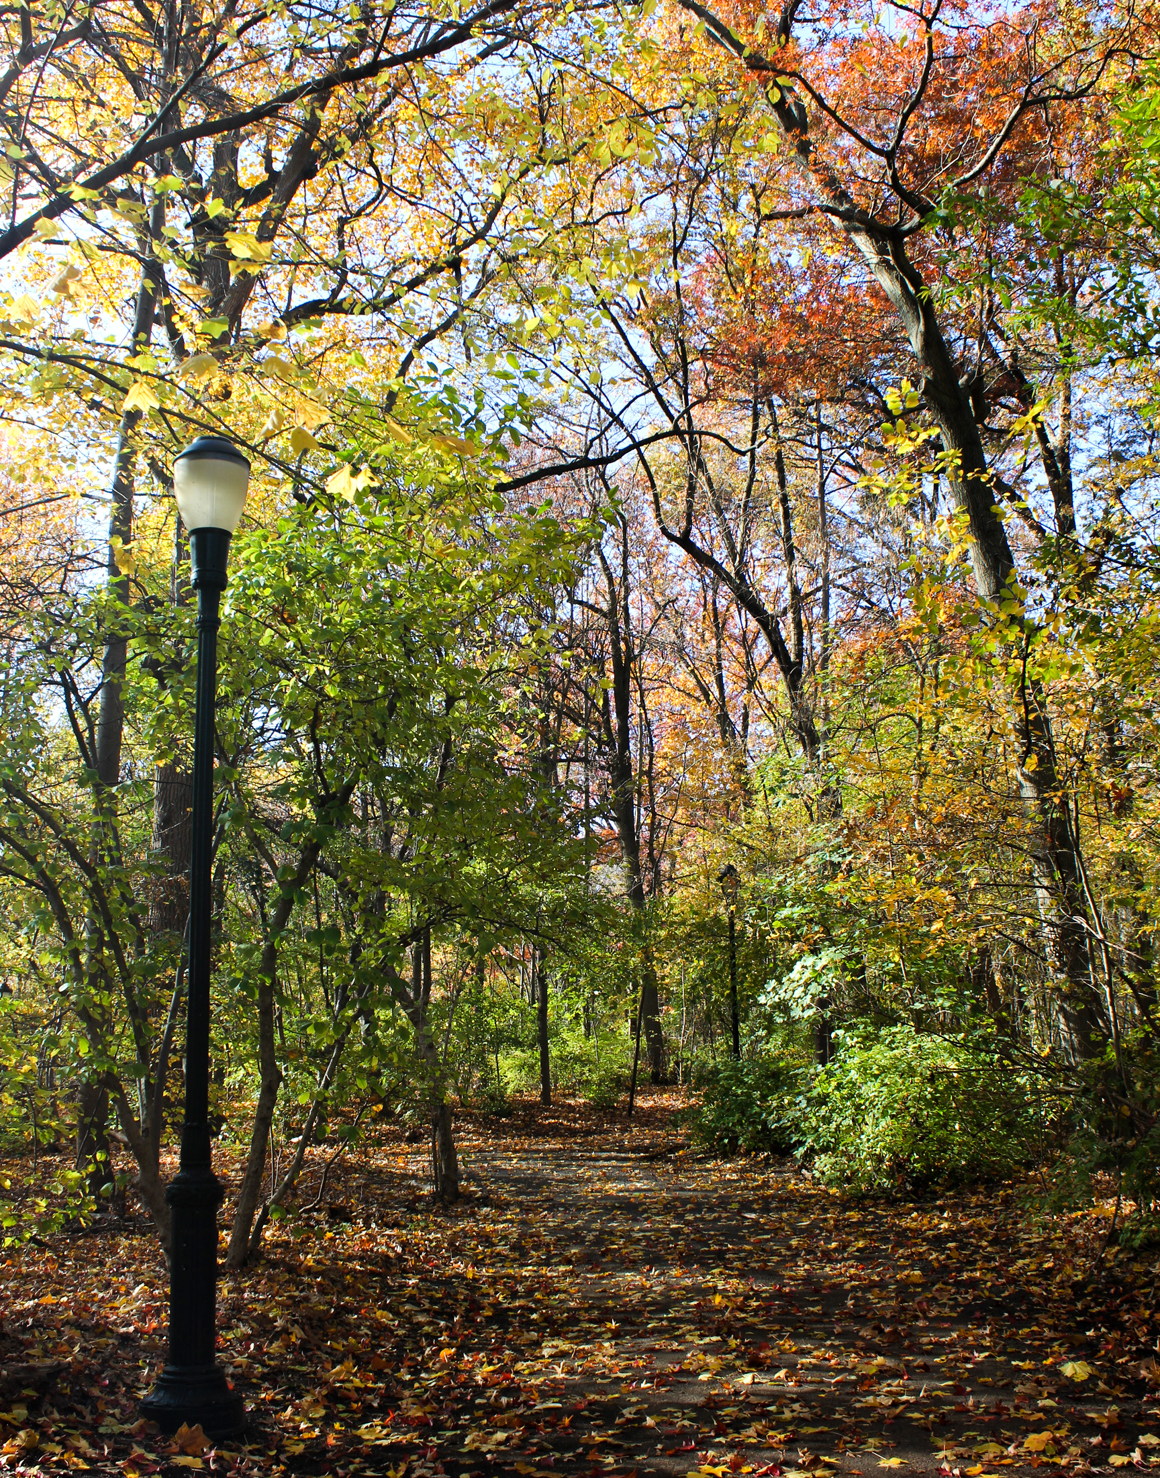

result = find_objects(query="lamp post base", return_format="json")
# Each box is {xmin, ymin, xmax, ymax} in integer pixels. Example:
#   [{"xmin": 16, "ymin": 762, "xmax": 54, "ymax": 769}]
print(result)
[{"xmin": 141, "ymin": 1362, "xmax": 245, "ymax": 1439}]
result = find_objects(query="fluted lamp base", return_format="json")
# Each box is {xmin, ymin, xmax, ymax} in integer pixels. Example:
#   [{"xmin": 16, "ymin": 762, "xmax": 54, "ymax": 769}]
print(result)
[{"xmin": 141, "ymin": 1362, "xmax": 244, "ymax": 1439}]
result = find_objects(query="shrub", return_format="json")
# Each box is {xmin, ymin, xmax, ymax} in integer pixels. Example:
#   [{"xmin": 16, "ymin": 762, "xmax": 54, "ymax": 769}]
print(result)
[
  {"xmin": 683, "ymin": 1056, "xmax": 805, "ymax": 1154},
  {"xmin": 802, "ymin": 1024, "xmax": 1047, "ymax": 1193},
  {"xmin": 1048, "ymin": 1039, "xmax": 1160, "ymax": 1247}
]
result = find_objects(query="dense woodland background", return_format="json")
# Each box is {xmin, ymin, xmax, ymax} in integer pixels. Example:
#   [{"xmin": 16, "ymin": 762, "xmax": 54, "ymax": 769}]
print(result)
[{"xmin": 0, "ymin": 0, "xmax": 1158, "ymax": 1260}]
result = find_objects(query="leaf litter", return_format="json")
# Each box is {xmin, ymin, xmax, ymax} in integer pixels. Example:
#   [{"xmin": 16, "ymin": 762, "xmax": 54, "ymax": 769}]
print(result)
[{"xmin": 2, "ymin": 1091, "xmax": 1158, "ymax": 1477}]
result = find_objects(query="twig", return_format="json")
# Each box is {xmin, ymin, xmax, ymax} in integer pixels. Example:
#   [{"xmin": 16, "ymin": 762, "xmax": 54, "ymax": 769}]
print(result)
[{"xmin": 301, "ymin": 1104, "xmax": 370, "ymax": 1214}]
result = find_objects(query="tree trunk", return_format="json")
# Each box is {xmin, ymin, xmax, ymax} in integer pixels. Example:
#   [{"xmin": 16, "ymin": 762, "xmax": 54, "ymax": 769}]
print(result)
[
  {"xmin": 728, "ymin": 911, "xmax": 740, "ymax": 1059},
  {"xmin": 81, "ymin": 201, "xmax": 166, "ymax": 1192},
  {"xmin": 149, "ymin": 761, "xmax": 193, "ymax": 934},
  {"xmin": 593, "ymin": 530, "xmax": 667, "ymax": 1081},
  {"xmin": 223, "ymin": 933, "xmax": 283, "ymax": 1268},
  {"xmin": 224, "ymin": 832, "xmax": 332, "ymax": 1268},
  {"xmin": 147, "ymin": 520, "xmax": 193, "ymax": 937},
  {"xmin": 387, "ymin": 931, "xmax": 461, "ymax": 1203},
  {"xmin": 75, "ymin": 1078, "xmax": 112, "ymax": 1200},
  {"xmin": 433, "ymin": 1098, "xmax": 460, "ymax": 1200},
  {"xmin": 536, "ymin": 945, "xmax": 551, "ymax": 1107}
]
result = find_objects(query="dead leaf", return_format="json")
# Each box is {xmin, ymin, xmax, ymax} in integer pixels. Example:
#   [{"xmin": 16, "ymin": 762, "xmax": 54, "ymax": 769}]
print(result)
[{"xmin": 172, "ymin": 1422, "xmax": 209, "ymax": 1457}]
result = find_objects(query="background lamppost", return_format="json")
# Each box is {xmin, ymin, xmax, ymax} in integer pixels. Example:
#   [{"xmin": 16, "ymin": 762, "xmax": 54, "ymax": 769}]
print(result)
[
  {"xmin": 717, "ymin": 864, "xmax": 741, "ymax": 1059},
  {"xmin": 143, "ymin": 435, "xmax": 250, "ymax": 1439}
]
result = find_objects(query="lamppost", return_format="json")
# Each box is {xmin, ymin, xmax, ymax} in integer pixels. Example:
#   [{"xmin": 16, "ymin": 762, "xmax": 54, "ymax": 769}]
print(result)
[
  {"xmin": 717, "ymin": 864, "xmax": 741, "ymax": 1059},
  {"xmin": 142, "ymin": 436, "xmax": 251, "ymax": 1439}
]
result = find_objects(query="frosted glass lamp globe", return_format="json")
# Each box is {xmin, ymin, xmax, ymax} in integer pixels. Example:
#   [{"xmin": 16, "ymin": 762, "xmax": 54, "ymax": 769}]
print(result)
[{"xmin": 173, "ymin": 435, "xmax": 251, "ymax": 532}]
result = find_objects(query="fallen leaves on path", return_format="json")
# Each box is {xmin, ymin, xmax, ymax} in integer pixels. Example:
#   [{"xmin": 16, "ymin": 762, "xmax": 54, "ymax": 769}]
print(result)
[{"xmin": 2, "ymin": 1092, "xmax": 1159, "ymax": 1478}]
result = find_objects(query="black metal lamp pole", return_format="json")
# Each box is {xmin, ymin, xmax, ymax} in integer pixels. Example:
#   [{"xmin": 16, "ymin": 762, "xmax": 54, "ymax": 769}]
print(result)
[
  {"xmin": 143, "ymin": 437, "xmax": 250, "ymax": 1440},
  {"xmin": 717, "ymin": 864, "xmax": 741, "ymax": 1059}
]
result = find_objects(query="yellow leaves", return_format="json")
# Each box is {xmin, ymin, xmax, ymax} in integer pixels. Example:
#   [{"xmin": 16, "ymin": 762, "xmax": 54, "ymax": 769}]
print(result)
[
  {"xmin": 900, "ymin": 1270, "xmax": 924, "ymax": 1283},
  {"xmin": 1, "ymin": 1429, "xmax": 37, "ymax": 1455},
  {"xmin": 261, "ymin": 354, "xmax": 295, "ymax": 380},
  {"xmin": 49, "ymin": 264, "xmax": 82, "ymax": 296},
  {"xmin": 181, "ymin": 354, "xmax": 218, "ymax": 379},
  {"xmin": 1060, "ymin": 1360, "xmax": 1093, "ymax": 1381},
  {"xmin": 289, "ymin": 426, "xmax": 321, "ymax": 454},
  {"xmin": 1011, "ymin": 397, "xmax": 1049, "ymax": 435},
  {"xmin": 122, "ymin": 380, "xmax": 160, "ymax": 413},
  {"xmin": 259, "ymin": 319, "xmax": 288, "ymax": 341},
  {"xmin": 9, "ymin": 293, "xmax": 40, "ymax": 323},
  {"xmin": 424, "ymin": 430, "xmax": 476, "ymax": 456},
  {"xmin": 326, "ymin": 464, "xmax": 376, "ymax": 501},
  {"xmin": 380, "ymin": 414, "xmax": 475, "ymax": 457},
  {"xmin": 261, "ymin": 403, "xmax": 293, "ymax": 439},
  {"xmin": 884, "ymin": 379, "xmax": 922, "ymax": 417},
  {"xmin": 1022, "ymin": 1430, "xmax": 1057, "ymax": 1452},
  {"xmin": 877, "ymin": 1459, "xmax": 907, "ymax": 1468},
  {"xmin": 172, "ymin": 1424, "xmax": 208, "ymax": 1457},
  {"xmin": 354, "ymin": 1421, "xmax": 389, "ymax": 1441},
  {"xmin": 110, "ymin": 537, "xmax": 136, "ymax": 576},
  {"xmin": 295, "ymin": 397, "xmax": 329, "ymax": 431},
  {"xmin": 224, "ymin": 230, "xmax": 272, "ymax": 264}
]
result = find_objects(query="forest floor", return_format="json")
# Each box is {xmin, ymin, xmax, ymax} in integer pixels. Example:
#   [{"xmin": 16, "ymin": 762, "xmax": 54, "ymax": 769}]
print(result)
[{"xmin": 2, "ymin": 1090, "xmax": 1159, "ymax": 1477}]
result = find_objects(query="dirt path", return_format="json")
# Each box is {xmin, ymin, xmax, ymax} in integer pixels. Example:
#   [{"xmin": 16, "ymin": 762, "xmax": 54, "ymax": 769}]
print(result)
[{"xmin": 2, "ymin": 1093, "xmax": 1156, "ymax": 1476}]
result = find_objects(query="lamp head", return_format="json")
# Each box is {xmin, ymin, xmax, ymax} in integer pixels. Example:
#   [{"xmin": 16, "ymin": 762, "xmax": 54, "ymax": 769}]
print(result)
[
  {"xmin": 717, "ymin": 863, "xmax": 739, "ymax": 904},
  {"xmin": 173, "ymin": 435, "xmax": 251, "ymax": 535}
]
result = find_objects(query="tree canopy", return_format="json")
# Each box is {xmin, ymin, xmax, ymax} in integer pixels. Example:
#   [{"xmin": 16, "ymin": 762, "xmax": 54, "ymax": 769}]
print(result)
[{"xmin": 1, "ymin": 0, "xmax": 1158, "ymax": 1330}]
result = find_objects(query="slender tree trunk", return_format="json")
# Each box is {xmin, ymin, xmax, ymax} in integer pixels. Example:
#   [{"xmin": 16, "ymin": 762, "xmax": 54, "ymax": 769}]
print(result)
[
  {"xmin": 149, "ymin": 761, "xmax": 193, "ymax": 932},
  {"xmin": 75, "ymin": 1079, "xmax": 112, "ymax": 1200},
  {"xmin": 728, "ymin": 910, "xmax": 740, "ymax": 1059},
  {"xmin": 240, "ymin": 986, "xmax": 368, "ymax": 1264},
  {"xmin": 593, "ymin": 528, "xmax": 667, "ymax": 1081},
  {"xmin": 93, "ymin": 196, "xmax": 163, "ymax": 792},
  {"xmin": 626, "ymin": 988, "xmax": 644, "ymax": 1116},
  {"xmin": 148, "ymin": 521, "xmax": 192, "ymax": 936},
  {"xmin": 224, "ymin": 935, "xmax": 283, "ymax": 1267},
  {"xmin": 536, "ymin": 945, "xmax": 551, "ymax": 1107},
  {"xmin": 392, "ymin": 931, "xmax": 460, "ymax": 1203},
  {"xmin": 81, "ymin": 202, "xmax": 167, "ymax": 1180},
  {"xmin": 433, "ymin": 1099, "xmax": 460, "ymax": 1199},
  {"xmin": 225, "ymin": 833, "xmax": 331, "ymax": 1268}
]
